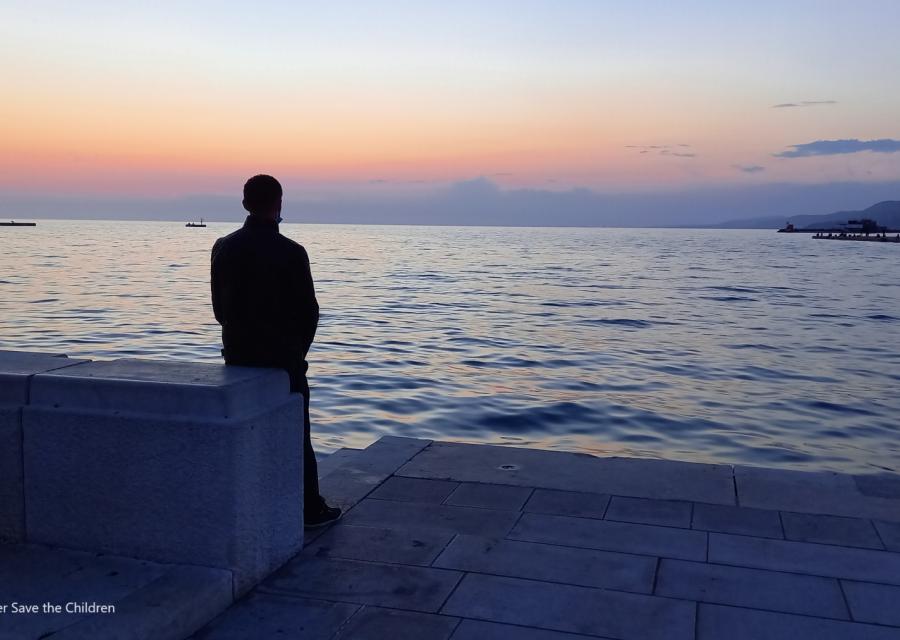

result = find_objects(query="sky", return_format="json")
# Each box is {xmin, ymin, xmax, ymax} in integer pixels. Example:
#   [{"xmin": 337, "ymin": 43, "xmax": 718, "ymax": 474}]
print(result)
[{"xmin": 2, "ymin": 1, "xmax": 900, "ymax": 225}]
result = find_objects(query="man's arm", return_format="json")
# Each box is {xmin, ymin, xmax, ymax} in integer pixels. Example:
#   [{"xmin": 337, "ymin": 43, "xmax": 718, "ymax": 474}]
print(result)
[
  {"xmin": 210, "ymin": 238, "xmax": 224, "ymax": 325},
  {"xmin": 296, "ymin": 246, "xmax": 320, "ymax": 358}
]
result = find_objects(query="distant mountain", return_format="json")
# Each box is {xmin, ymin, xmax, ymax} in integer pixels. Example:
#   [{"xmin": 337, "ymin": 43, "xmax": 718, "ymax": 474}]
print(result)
[{"xmin": 714, "ymin": 200, "xmax": 900, "ymax": 229}]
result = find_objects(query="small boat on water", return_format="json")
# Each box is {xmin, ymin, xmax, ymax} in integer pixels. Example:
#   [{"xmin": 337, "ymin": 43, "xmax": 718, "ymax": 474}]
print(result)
[
  {"xmin": 186, "ymin": 218, "xmax": 207, "ymax": 228},
  {"xmin": 1, "ymin": 221, "xmax": 36, "ymax": 227}
]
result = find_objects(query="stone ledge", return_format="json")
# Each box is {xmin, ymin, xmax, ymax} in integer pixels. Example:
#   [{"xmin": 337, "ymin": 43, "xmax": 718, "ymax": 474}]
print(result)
[{"xmin": 29, "ymin": 358, "xmax": 291, "ymax": 420}]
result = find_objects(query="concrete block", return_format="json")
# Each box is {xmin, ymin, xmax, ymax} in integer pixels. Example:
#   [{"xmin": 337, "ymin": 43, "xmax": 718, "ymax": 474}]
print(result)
[
  {"xmin": 29, "ymin": 358, "xmax": 290, "ymax": 420},
  {"xmin": 875, "ymin": 520, "xmax": 900, "ymax": 552},
  {"xmin": 451, "ymin": 620, "xmax": 593, "ymax": 640},
  {"xmin": 23, "ymin": 358, "xmax": 303, "ymax": 596},
  {"xmin": 370, "ymin": 476, "xmax": 459, "ymax": 504},
  {"xmin": 333, "ymin": 607, "xmax": 459, "ymax": 640},
  {"xmin": 445, "ymin": 483, "xmax": 532, "ymax": 511},
  {"xmin": 260, "ymin": 556, "xmax": 462, "ymax": 613},
  {"xmin": 434, "ymin": 534, "xmax": 656, "ymax": 593},
  {"xmin": 398, "ymin": 441, "xmax": 735, "ymax": 504},
  {"xmin": 51, "ymin": 565, "xmax": 233, "ymax": 640},
  {"xmin": 0, "ymin": 349, "xmax": 82, "ymax": 405},
  {"xmin": 442, "ymin": 573, "xmax": 695, "ymax": 640},
  {"xmin": 344, "ymin": 498, "xmax": 521, "ymax": 537},
  {"xmin": 304, "ymin": 524, "xmax": 455, "ymax": 566},
  {"xmin": 192, "ymin": 593, "xmax": 359, "ymax": 640},
  {"xmin": 842, "ymin": 580, "xmax": 900, "ymax": 627},
  {"xmin": 523, "ymin": 488, "xmax": 610, "ymax": 520},
  {"xmin": 736, "ymin": 465, "xmax": 900, "ymax": 522},
  {"xmin": 510, "ymin": 512, "xmax": 707, "ymax": 561},
  {"xmin": 319, "ymin": 437, "xmax": 432, "ymax": 510},
  {"xmin": 0, "ymin": 406, "xmax": 24, "ymax": 542},
  {"xmin": 0, "ymin": 350, "xmax": 85, "ymax": 544},
  {"xmin": 605, "ymin": 496, "xmax": 692, "ymax": 528},
  {"xmin": 691, "ymin": 503, "xmax": 783, "ymax": 538},
  {"xmin": 656, "ymin": 559, "xmax": 848, "ymax": 618},
  {"xmin": 708, "ymin": 532, "xmax": 900, "ymax": 585},
  {"xmin": 697, "ymin": 603, "xmax": 900, "ymax": 640},
  {"xmin": 781, "ymin": 512, "xmax": 883, "ymax": 549}
]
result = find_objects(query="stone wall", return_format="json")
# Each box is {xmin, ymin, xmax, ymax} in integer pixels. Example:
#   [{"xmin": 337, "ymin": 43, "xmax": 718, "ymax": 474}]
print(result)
[{"xmin": 0, "ymin": 351, "xmax": 304, "ymax": 597}]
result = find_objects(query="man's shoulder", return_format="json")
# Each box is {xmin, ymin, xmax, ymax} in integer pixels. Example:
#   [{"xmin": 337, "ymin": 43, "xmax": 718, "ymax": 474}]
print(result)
[{"xmin": 275, "ymin": 233, "xmax": 310, "ymax": 260}]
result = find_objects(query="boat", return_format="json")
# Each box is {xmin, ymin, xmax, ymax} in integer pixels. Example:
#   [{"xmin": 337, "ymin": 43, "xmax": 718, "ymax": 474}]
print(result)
[
  {"xmin": 0, "ymin": 221, "xmax": 36, "ymax": 227},
  {"xmin": 186, "ymin": 218, "xmax": 207, "ymax": 228}
]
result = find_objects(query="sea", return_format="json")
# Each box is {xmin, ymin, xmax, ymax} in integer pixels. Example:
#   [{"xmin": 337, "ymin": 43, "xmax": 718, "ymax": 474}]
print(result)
[{"xmin": 2, "ymin": 219, "xmax": 898, "ymax": 474}]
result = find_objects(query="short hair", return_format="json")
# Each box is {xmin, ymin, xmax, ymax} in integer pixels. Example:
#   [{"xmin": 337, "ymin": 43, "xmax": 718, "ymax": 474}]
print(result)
[{"xmin": 243, "ymin": 175, "xmax": 282, "ymax": 214}]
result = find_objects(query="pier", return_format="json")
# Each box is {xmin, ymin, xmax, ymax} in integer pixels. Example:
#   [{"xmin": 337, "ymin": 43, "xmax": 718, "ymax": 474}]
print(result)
[{"xmin": 2, "ymin": 350, "xmax": 899, "ymax": 639}]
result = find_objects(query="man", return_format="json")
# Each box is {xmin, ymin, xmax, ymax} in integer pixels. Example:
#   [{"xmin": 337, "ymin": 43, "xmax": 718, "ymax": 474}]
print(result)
[{"xmin": 211, "ymin": 174, "xmax": 341, "ymax": 528}]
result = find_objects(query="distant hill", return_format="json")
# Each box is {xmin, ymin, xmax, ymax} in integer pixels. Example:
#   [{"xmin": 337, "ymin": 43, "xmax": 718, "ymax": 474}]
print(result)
[{"xmin": 714, "ymin": 200, "xmax": 900, "ymax": 229}]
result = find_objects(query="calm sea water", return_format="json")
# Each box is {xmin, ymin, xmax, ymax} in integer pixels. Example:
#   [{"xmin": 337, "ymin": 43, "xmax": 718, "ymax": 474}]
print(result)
[{"xmin": 2, "ymin": 220, "xmax": 898, "ymax": 473}]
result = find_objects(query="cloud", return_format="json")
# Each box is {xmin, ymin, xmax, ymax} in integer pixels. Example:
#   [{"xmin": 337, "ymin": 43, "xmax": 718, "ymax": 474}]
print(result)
[
  {"xmin": 627, "ymin": 144, "xmax": 696, "ymax": 158},
  {"xmin": 772, "ymin": 100, "xmax": 838, "ymax": 108},
  {"xmin": 774, "ymin": 138, "xmax": 900, "ymax": 158},
  {"xmin": 733, "ymin": 164, "xmax": 765, "ymax": 173}
]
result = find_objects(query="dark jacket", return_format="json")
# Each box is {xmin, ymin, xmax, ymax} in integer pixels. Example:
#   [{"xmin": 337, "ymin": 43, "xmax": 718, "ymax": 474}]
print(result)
[{"xmin": 211, "ymin": 216, "xmax": 319, "ymax": 374}]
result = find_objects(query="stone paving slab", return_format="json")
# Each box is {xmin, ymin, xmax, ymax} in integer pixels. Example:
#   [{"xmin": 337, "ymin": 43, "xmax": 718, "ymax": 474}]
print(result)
[
  {"xmin": 510, "ymin": 512, "xmax": 707, "ymax": 561},
  {"xmin": 690, "ymin": 503, "xmax": 784, "ymax": 539},
  {"xmin": 51, "ymin": 566, "xmax": 232, "ymax": 640},
  {"xmin": 606, "ymin": 496, "xmax": 692, "ymax": 528},
  {"xmin": 854, "ymin": 474, "xmax": 900, "ymax": 500},
  {"xmin": 451, "ymin": 619, "xmax": 598, "ymax": 639},
  {"xmin": 736, "ymin": 465, "xmax": 900, "ymax": 523},
  {"xmin": 0, "ymin": 544, "xmax": 231, "ymax": 640},
  {"xmin": 656, "ymin": 559, "xmax": 848, "ymax": 619},
  {"xmin": 841, "ymin": 580, "xmax": 900, "ymax": 627},
  {"xmin": 781, "ymin": 511, "xmax": 883, "ymax": 549},
  {"xmin": 192, "ymin": 437, "xmax": 900, "ymax": 640},
  {"xmin": 332, "ymin": 606, "xmax": 459, "ymax": 640},
  {"xmin": 318, "ymin": 437, "xmax": 432, "ymax": 512},
  {"xmin": 443, "ymin": 573, "xmax": 695, "ymax": 640},
  {"xmin": 434, "ymin": 535, "xmax": 657, "ymax": 593},
  {"xmin": 259, "ymin": 556, "xmax": 462, "ymax": 613},
  {"xmin": 190, "ymin": 593, "xmax": 359, "ymax": 640},
  {"xmin": 697, "ymin": 602, "xmax": 900, "ymax": 640},
  {"xmin": 303, "ymin": 524, "xmax": 455, "ymax": 566},
  {"xmin": 399, "ymin": 441, "xmax": 736, "ymax": 504},
  {"xmin": 316, "ymin": 448, "xmax": 362, "ymax": 480},
  {"xmin": 523, "ymin": 489, "xmax": 611, "ymax": 520},
  {"xmin": 344, "ymin": 498, "xmax": 521, "ymax": 538},
  {"xmin": 708, "ymin": 532, "xmax": 900, "ymax": 584},
  {"xmin": 445, "ymin": 483, "xmax": 533, "ymax": 511},
  {"xmin": 369, "ymin": 477, "xmax": 460, "ymax": 504},
  {"xmin": 875, "ymin": 520, "xmax": 900, "ymax": 552}
]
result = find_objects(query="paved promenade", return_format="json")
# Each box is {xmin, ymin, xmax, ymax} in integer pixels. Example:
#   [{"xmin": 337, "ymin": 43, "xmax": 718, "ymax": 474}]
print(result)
[{"xmin": 194, "ymin": 437, "xmax": 900, "ymax": 640}]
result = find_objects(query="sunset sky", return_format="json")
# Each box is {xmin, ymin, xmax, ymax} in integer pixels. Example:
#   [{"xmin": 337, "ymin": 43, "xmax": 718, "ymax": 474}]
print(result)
[{"xmin": 2, "ymin": 1, "xmax": 899, "ymax": 223}]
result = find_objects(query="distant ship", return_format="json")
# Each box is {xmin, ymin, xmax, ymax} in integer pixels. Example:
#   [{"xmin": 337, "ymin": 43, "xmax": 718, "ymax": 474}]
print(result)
[
  {"xmin": 186, "ymin": 218, "xmax": 207, "ymax": 228},
  {"xmin": 0, "ymin": 221, "xmax": 36, "ymax": 227},
  {"xmin": 779, "ymin": 218, "xmax": 899, "ymax": 234}
]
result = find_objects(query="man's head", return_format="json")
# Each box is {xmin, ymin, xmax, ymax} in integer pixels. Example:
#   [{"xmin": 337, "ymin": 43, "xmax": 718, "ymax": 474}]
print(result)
[{"xmin": 242, "ymin": 174, "xmax": 283, "ymax": 219}]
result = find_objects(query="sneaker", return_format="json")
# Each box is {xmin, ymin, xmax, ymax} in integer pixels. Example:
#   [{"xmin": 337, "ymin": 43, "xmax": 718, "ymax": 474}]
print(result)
[{"xmin": 305, "ymin": 500, "xmax": 342, "ymax": 529}]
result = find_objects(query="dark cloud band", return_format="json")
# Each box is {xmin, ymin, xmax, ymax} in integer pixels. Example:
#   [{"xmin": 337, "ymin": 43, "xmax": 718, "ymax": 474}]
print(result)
[{"xmin": 775, "ymin": 138, "xmax": 900, "ymax": 158}]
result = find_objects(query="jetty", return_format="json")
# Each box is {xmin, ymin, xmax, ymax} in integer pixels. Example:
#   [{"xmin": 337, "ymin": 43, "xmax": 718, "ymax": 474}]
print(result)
[
  {"xmin": 2, "ymin": 350, "xmax": 899, "ymax": 639},
  {"xmin": 0, "ymin": 221, "xmax": 36, "ymax": 227}
]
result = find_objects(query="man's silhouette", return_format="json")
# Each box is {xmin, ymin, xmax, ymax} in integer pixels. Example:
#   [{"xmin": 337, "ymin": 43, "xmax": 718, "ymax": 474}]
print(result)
[{"xmin": 211, "ymin": 174, "xmax": 341, "ymax": 528}]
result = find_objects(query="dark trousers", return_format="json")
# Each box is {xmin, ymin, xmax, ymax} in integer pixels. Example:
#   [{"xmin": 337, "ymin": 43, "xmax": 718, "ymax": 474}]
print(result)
[{"xmin": 291, "ymin": 372, "xmax": 322, "ymax": 514}]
